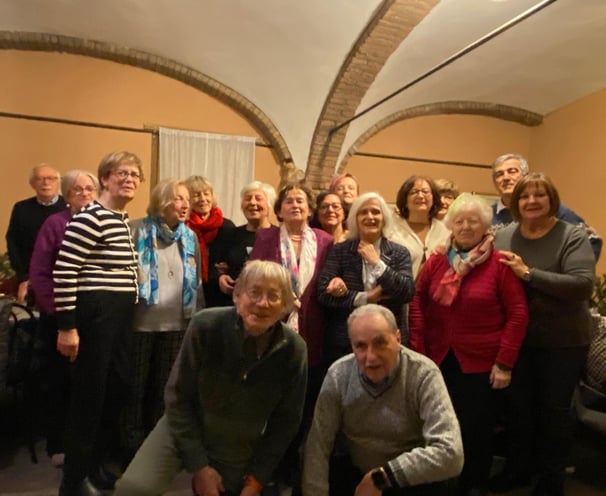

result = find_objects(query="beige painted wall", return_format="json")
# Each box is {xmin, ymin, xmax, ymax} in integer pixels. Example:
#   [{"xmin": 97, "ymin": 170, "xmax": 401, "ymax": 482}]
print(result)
[
  {"xmin": 2, "ymin": 50, "xmax": 605, "ymax": 275},
  {"xmin": 0, "ymin": 50, "xmax": 281, "ymax": 253}
]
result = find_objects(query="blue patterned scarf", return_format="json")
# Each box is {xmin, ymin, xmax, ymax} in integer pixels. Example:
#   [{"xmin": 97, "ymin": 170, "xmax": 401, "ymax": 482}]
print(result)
[{"xmin": 136, "ymin": 215, "xmax": 198, "ymax": 319}]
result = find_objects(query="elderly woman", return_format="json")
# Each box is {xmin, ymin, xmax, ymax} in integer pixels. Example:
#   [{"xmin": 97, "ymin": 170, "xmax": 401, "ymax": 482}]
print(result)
[
  {"xmin": 29, "ymin": 169, "xmax": 98, "ymax": 467},
  {"xmin": 409, "ymin": 193, "xmax": 528, "ymax": 496},
  {"xmin": 122, "ymin": 179, "xmax": 201, "ymax": 461},
  {"xmin": 318, "ymin": 192, "xmax": 415, "ymax": 363},
  {"xmin": 116, "ymin": 260, "xmax": 307, "ymax": 496},
  {"xmin": 211, "ymin": 181, "xmax": 276, "ymax": 307},
  {"xmin": 310, "ymin": 191, "xmax": 347, "ymax": 243},
  {"xmin": 391, "ymin": 176, "xmax": 451, "ymax": 279},
  {"xmin": 491, "ymin": 174, "xmax": 595, "ymax": 496},
  {"xmin": 434, "ymin": 178, "xmax": 459, "ymax": 221},
  {"xmin": 184, "ymin": 175, "xmax": 236, "ymax": 307},
  {"xmin": 329, "ymin": 172, "xmax": 360, "ymax": 212},
  {"xmin": 53, "ymin": 151, "xmax": 142, "ymax": 495}
]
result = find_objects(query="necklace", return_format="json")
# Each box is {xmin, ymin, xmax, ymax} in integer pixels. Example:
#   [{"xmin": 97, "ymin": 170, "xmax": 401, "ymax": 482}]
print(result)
[{"xmin": 289, "ymin": 234, "xmax": 302, "ymax": 242}]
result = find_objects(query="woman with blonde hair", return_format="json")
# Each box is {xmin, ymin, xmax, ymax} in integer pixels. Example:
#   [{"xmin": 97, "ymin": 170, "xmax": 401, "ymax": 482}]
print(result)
[{"xmin": 123, "ymin": 179, "xmax": 201, "ymax": 461}]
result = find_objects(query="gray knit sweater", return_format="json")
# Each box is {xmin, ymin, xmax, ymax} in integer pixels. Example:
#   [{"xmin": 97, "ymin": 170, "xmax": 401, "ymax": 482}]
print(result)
[{"xmin": 302, "ymin": 346, "xmax": 463, "ymax": 496}]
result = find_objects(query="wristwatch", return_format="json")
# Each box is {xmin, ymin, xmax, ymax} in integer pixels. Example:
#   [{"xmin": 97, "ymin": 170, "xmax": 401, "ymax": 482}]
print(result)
[{"xmin": 371, "ymin": 467, "xmax": 390, "ymax": 490}]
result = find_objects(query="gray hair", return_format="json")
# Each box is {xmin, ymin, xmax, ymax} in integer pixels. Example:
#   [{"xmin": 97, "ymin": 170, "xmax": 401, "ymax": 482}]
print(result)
[
  {"xmin": 443, "ymin": 192, "xmax": 493, "ymax": 230},
  {"xmin": 492, "ymin": 154, "xmax": 529, "ymax": 176},
  {"xmin": 347, "ymin": 304, "xmax": 398, "ymax": 335},
  {"xmin": 30, "ymin": 164, "xmax": 60, "ymax": 184},
  {"xmin": 234, "ymin": 260, "xmax": 295, "ymax": 314},
  {"xmin": 240, "ymin": 181, "xmax": 277, "ymax": 209},
  {"xmin": 185, "ymin": 175, "xmax": 217, "ymax": 207},
  {"xmin": 346, "ymin": 192, "xmax": 394, "ymax": 240},
  {"xmin": 147, "ymin": 179, "xmax": 188, "ymax": 217},
  {"xmin": 60, "ymin": 170, "xmax": 99, "ymax": 198},
  {"xmin": 98, "ymin": 151, "xmax": 144, "ymax": 187}
]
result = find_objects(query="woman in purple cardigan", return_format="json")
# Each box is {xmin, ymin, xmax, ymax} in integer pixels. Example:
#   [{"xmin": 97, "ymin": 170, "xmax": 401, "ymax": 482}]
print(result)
[{"xmin": 29, "ymin": 169, "xmax": 98, "ymax": 467}]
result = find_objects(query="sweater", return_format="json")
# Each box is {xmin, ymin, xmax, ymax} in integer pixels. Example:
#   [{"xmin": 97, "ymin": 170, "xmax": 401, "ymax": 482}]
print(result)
[
  {"xmin": 164, "ymin": 306, "xmax": 307, "ymax": 491},
  {"xmin": 6, "ymin": 195, "xmax": 67, "ymax": 281},
  {"xmin": 29, "ymin": 209, "xmax": 73, "ymax": 314},
  {"xmin": 389, "ymin": 216, "xmax": 451, "ymax": 279},
  {"xmin": 409, "ymin": 250, "xmax": 528, "ymax": 373},
  {"xmin": 53, "ymin": 201, "xmax": 138, "ymax": 330},
  {"xmin": 494, "ymin": 221, "xmax": 595, "ymax": 347},
  {"xmin": 302, "ymin": 346, "xmax": 463, "ymax": 496}
]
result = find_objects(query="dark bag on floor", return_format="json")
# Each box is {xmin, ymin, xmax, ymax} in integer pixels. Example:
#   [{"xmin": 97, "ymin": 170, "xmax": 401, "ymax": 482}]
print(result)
[{"xmin": 6, "ymin": 303, "xmax": 43, "ymax": 388}]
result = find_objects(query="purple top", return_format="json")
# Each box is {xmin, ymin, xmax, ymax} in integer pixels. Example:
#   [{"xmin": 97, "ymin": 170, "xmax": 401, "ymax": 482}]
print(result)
[{"xmin": 29, "ymin": 209, "xmax": 73, "ymax": 314}]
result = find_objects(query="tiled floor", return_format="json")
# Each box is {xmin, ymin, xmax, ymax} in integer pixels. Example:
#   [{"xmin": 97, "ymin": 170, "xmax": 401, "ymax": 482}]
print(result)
[{"xmin": 1, "ymin": 389, "xmax": 605, "ymax": 496}]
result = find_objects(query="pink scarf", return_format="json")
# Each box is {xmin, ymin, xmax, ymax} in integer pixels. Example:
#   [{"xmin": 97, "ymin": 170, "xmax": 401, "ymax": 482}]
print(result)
[{"xmin": 432, "ymin": 234, "xmax": 493, "ymax": 306}]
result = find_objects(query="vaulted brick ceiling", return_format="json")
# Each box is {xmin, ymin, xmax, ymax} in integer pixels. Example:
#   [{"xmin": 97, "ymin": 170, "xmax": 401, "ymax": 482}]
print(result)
[{"xmin": 2, "ymin": 0, "xmax": 606, "ymax": 186}]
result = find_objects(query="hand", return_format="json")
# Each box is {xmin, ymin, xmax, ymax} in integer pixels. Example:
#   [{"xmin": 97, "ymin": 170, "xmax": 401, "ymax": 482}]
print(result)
[
  {"xmin": 490, "ymin": 364, "xmax": 512, "ymax": 389},
  {"xmin": 57, "ymin": 329, "xmax": 79, "ymax": 362},
  {"xmin": 357, "ymin": 241, "xmax": 381, "ymax": 266},
  {"xmin": 240, "ymin": 485, "xmax": 261, "ymax": 496},
  {"xmin": 17, "ymin": 280, "xmax": 29, "ymax": 305},
  {"xmin": 214, "ymin": 262, "xmax": 229, "ymax": 275},
  {"xmin": 218, "ymin": 274, "xmax": 236, "ymax": 295},
  {"xmin": 498, "ymin": 250, "xmax": 529, "ymax": 279},
  {"xmin": 354, "ymin": 471, "xmax": 381, "ymax": 496},
  {"xmin": 192, "ymin": 466, "xmax": 224, "ymax": 496},
  {"xmin": 367, "ymin": 285, "xmax": 386, "ymax": 303},
  {"xmin": 326, "ymin": 277, "xmax": 348, "ymax": 297}
]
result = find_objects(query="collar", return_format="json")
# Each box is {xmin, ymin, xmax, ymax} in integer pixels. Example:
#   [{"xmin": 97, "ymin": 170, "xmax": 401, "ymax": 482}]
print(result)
[
  {"xmin": 37, "ymin": 195, "xmax": 60, "ymax": 206},
  {"xmin": 495, "ymin": 198, "xmax": 509, "ymax": 215},
  {"xmin": 359, "ymin": 350, "xmax": 402, "ymax": 398}
]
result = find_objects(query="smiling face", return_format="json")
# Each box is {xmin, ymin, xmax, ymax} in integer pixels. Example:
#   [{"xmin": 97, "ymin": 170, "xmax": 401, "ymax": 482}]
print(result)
[
  {"xmin": 67, "ymin": 174, "xmax": 98, "ymax": 213},
  {"xmin": 163, "ymin": 184, "xmax": 191, "ymax": 228},
  {"xmin": 451, "ymin": 210, "xmax": 486, "ymax": 251},
  {"xmin": 349, "ymin": 312, "xmax": 401, "ymax": 384},
  {"xmin": 101, "ymin": 162, "xmax": 141, "ymax": 204},
  {"xmin": 31, "ymin": 166, "xmax": 60, "ymax": 203},
  {"xmin": 437, "ymin": 193, "xmax": 456, "ymax": 220},
  {"xmin": 318, "ymin": 193, "xmax": 344, "ymax": 231},
  {"xmin": 241, "ymin": 189, "xmax": 270, "ymax": 224},
  {"xmin": 356, "ymin": 198, "xmax": 384, "ymax": 242},
  {"xmin": 191, "ymin": 188, "xmax": 214, "ymax": 218},
  {"xmin": 493, "ymin": 158, "xmax": 523, "ymax": 199},
  {"xmin": 334, "ymin": 176, "xmax": 358, "ymax": 206},
  {"xmin": 518, "ymin": 183, "xmax": 551, "ymax": 222},
  {"xmin": 406, "ymin": 179, "xmax": 433, "ymax": 217},
  {"xmin": 279, "ymin": 188, "xmax": 310, "ymax": 227},
  {"xmin": 234, "ymin": 278, "xmax": 285, "ymax": 336}
]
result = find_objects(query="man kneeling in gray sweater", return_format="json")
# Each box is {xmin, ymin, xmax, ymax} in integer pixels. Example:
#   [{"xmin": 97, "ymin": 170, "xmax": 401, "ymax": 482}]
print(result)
[{"xmin": 302, "ymin": 304, "xmax": 463, "ymax": 496}]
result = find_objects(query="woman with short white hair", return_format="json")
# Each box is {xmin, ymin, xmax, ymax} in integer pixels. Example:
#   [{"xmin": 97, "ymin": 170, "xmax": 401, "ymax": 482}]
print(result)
[{"xmin": 410, "ymin": 193, "xmax": 528, "ymax": 496}]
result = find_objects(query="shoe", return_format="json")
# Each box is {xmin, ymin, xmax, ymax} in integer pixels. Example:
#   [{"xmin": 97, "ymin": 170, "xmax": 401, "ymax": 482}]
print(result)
[
  {"xmin": 488, "ymin": 471, "xmax": 531, "ymax": 493},
  {"xmin": 51, "ymin": 453, "xmax": 65, "ymax": 468},
  {"xmin": 88, "ymin": 464, "xmax": 119, "ymax": 491}
]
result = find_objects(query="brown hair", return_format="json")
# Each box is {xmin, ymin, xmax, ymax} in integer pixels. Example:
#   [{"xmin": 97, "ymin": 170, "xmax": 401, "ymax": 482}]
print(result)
[
  {"xmin": 395, "ymin": 175, "xmax": 441, "ymax": 220},
  {"xmin": 274, "ymin": 184, "xmax": 315, "ymax": 222},
  {"xmin": 98, "ymin": 151, "xmax": 144, "ymax": 188},
  {"xmin": 509, "ymin": 172, "xmax": 560, "ymax": 221}
]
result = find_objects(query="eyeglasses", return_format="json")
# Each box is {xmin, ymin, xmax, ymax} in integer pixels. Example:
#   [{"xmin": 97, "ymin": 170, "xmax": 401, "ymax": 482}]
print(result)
[
  {"xmin": 72, "ymin": 186, "xmax": 97, "ymax": 195},
  {"xmin": 34, "ymin": 176, "xmax": 59, "ymax": 183},
  {"xmin": 319, "ymin": 203, "xmax": 343, "ymax": 212},
  {"xmin": 246, "ymin": 287, "xmax": 282, "ymax": 305},
  {"xmin": 408, "ymin": 189, "xmax": 431, "ymax": 197},
  {"xmin": 112, "ymin": 169, "xmax": 142, "ymax": 181}
]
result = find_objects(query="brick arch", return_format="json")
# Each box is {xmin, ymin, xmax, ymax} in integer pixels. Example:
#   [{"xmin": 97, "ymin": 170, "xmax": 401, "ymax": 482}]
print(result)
[
  {"xmin": 305, "ymin": 0, "xmax": 441, "ymax": 190},
  {"xmin": 0, "ymin": 31, "xmax": 292, "ymax": 169},
  {"xmin": 337, "ymin": 101, "xmax": 543, "ymax": 172}
]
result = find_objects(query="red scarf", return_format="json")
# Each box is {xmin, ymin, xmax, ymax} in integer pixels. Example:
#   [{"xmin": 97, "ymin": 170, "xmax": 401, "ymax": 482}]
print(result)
[{"xmin": 186, "ymin": 206, "xmax": 224, "ymax": 281}]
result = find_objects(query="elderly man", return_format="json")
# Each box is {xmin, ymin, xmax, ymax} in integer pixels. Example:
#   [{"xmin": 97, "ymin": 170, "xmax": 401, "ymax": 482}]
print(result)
[
  {"xmin": 491, "ymin": 153, "xmax": 601, "ymax": 260},
  {"xmin": 116, "ymin": 260, "xmax": 308, "ymax": 496},
  {"xmin": 6, "ymin": 164, "xmax": 67, "ymax": 304},
  {"xmin": 302, "ymin": 304, "xmax": 462, "ymax": 496}
]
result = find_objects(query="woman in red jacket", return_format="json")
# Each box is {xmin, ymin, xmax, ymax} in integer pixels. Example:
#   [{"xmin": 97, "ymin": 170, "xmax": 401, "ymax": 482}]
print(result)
[{"xmin": 409, "ymin": 193, "xmax": 528, "ymax": 496}]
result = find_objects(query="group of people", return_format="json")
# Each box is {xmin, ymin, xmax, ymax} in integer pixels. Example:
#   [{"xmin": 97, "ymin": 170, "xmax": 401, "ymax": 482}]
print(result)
[{"xmin": 4, "ymin": 151, "xmax": 599, "ymax": 496}]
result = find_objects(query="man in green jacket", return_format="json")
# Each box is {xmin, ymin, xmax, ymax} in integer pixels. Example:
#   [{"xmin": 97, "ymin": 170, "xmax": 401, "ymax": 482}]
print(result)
[{"xmin": 116, "ymin": 260, "xmax": 308, "ymax": 496}]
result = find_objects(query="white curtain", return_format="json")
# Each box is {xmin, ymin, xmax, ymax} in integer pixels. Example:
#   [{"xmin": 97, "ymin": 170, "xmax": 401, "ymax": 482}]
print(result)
[{"xmin": 159, "ymin": 127, "xmax": 256, "ymax": 225}]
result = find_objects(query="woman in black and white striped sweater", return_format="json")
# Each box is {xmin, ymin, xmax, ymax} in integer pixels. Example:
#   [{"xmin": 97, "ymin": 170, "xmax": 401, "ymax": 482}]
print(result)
[{"xmin": 53, "ymin": 151, "xmax": 142, "ymax": 496}]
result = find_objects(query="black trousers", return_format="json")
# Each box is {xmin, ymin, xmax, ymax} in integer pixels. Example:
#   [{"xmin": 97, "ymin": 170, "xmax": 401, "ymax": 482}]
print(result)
[
  {"xmin": 329, "ymin": 453, "xmax": 451, "ymax": 496},
  {"xmin": 440, "ymin": 352, "xmax": 500, "ymax": 492},
  {"xmin": 504, "ymin": 345, "xmax": 588, "ymax": 486},
  {"xmin": 61, "ymin": 291, "xmax": 136, "ymax": 491},
  {"xmin": 38, "ymin": 312, "xmax": 71, "ymax": 456}
]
